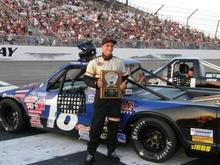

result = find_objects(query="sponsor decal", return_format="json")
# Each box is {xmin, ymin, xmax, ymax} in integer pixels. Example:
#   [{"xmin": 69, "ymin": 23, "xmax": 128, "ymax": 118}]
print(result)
[
  {"xmin": 15, "ymin": 90, "xmax": 29, "ymax": 93},
  {"xmin": 25, "ymin": 97, "xmax": 46, "ymax": 112},
  {"xmin": 88, "ymin": 94, "xmax": 95, "ymax": 103},
  {"xmin": 15, "ymin": 93, "xmax": 26, "ymax": 99},
  {"xmin": 192, "ymin": 136, "xmax": 213, "ymax": 144},
  {"xmin": 86, "ymin": 87, "xmax": 96, "ymax": 103},
  {"xmin": 15, "ymin": 93, "xmax": 25, "ymax": 98},
  {"xmin": 38, "ymin": 92, "xmax": 47, "ymax": 97},
  {"xmin": 207, "ymin": 79, "xmax": 217, "ymax": 82},
  {"xmin": 121, "ymin": 101, "xmax": 134, "ymax": 111},
  {"xmin": 28, "ymin": 109, "xmax": 43, "ymax": 114},
  {"xmin": 0, "ymin": 47, "xmax": 17, "ymax": 57},
  {"xmin": 24, "ymin": 91, "xmax": 46, "ymax": 128},
  {"xmin": 2, "ymin": 93, "xmax": 20, "ymax": 102},
  {"xmin": 100, "ymin": 126, "xmax": 108, "ymax": 140},
  {"xmin": 75, "ymin": 124, "xmax": 90, "ymax": 132},
  {"xmin": 79, "ymin": 130, "xmax": 90, "ymax": 141},
  {"xmin": 117, "ymin": 133, "xmax": 126, "ymax": 143},
  {"xmin": 29, "ymin": 114, "xmax": 43, "ymax": 128},
  {"xmin": 125, "ymin": 89, "xmax": 132, "ymax": 95},
  {"xmin": 2, "ymin": 93, "xmax": 16, "ymax": 99},
  {"xmin": 190, "ymin": 128, "xmax": 213, "ymax": 137},
  {"xmin": 191, "ymin": 144, "xmax": 211, "ymax": 152},
  {"xmin": 24, "ymin": 96, "xmax": 37, "ymax": 102},
  {"xmin": 195, "ymin": 116, "xmax": 214, "ymax": 124},
  {"xmin": 97, "ymin": 62, "xmax": 103, "ymax": 66},
  {"xmin": 70, "ymin": 61, "xmax": 88, "ymax": 65},
  {"xmin": 30, "ymin": 90, "xmax": 37, "ymax": 96}
]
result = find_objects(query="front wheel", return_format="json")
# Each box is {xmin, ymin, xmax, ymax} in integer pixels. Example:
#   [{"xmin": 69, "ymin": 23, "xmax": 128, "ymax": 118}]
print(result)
[
  {"xmin": 131, "ymin": 117, "xmax": 178, "ymax": 162},
  {"xmin": 0, "ymin": 99, "xmax": 27, "ymax": 132}
]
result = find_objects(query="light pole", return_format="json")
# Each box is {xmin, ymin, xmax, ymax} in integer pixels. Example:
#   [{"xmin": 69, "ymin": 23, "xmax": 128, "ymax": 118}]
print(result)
[
  {"xmin": 215, "ymin": 20, "xmax": 220, "ymax": 39},
  {"xmin": 154, "ymin": 4, "xmax": 165, "ymax": 15},
  {"xmin": 186, "ymin": 9, "xmax": 198, "ymax": 28}
]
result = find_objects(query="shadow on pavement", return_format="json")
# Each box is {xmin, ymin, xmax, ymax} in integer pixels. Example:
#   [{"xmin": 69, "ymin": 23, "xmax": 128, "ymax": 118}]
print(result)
[
  {"xmin": 29, "ymin": 151, "xmax": 126, "ymax": 165},
  {"xmin": 183, "ymin": 154, "xmax": 220, "ymax": 165},
  {"xmin": 0, "ymin": 124, "xmax": 47, "ymax": 141}
]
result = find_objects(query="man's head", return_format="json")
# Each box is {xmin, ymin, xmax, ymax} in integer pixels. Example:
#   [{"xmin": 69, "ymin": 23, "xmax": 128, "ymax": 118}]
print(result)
[
  {"xmin": 101, "ymin": 36, "xmax": 117, "ymax": 57},
  {"xmin": 187, "ymin": 67, "xmax": 193, "ymax": 78}
]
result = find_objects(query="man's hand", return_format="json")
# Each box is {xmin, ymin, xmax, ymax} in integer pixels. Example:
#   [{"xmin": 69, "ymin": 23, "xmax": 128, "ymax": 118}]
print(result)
[
  {"xmin": 120, "ymin": 80, "xmax": 127, "ymax": 91},
  {"xmin": 97, "ymin": 79, "xmax": 103, "ymax": 88}
]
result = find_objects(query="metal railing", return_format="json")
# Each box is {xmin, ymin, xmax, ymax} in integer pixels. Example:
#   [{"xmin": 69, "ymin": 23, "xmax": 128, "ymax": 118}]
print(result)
[{"xmin": 1, "ymin": 34, "xmax": 220, "ymax": 49}]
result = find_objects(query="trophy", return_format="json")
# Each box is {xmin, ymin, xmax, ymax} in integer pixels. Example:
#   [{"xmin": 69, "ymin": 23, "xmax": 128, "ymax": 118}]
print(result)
[{"xmin": 100, "ymin": 70, "xmax": 122, "ymax": 99}]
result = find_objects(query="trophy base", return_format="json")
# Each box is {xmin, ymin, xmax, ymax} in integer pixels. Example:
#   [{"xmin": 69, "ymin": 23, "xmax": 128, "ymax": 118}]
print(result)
[{"xmin": 100, "ymin": 88, "xmax": 121, "ymax": 99}]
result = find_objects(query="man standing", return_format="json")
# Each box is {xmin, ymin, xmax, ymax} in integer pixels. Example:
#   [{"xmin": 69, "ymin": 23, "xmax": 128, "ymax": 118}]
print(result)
[{"xmin": 84, "ymin": 36, "xmax": 127, "ymax": 163}]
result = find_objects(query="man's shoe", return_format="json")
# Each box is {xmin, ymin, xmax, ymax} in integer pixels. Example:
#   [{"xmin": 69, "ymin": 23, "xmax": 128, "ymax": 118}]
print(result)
[
  {"xmin": 84, "ymin": 153, "xmax": 94, "ymax": 163},
  {"xmin": 107, "ymin": 152, "xmax": 120, "ymax": 161}
]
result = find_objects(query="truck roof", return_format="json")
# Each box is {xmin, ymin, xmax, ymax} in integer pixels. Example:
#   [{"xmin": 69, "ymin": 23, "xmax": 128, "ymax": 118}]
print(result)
[
  {"xmin": 171, "ymin": 57, "xmax": 200, "ymax": 61},
  {"xmin": 66, "ymin": 58, "xmax": 140, "ymax": 67}
]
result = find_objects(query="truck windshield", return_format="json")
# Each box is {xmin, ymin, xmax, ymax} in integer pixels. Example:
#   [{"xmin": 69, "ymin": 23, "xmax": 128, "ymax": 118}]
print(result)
[{"xmin": 200, "ymin": 60, "xmax": 220, "ymax": 78}]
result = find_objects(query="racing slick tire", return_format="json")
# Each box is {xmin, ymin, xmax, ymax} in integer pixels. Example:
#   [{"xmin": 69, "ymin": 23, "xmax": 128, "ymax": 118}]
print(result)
[
  {"xmin": 0, "ymin": 99, "xmax": 27, "ymax": 132},
  {"xmin": 131, "ymin": 117, "xmax": 178, "ymax": 162}
]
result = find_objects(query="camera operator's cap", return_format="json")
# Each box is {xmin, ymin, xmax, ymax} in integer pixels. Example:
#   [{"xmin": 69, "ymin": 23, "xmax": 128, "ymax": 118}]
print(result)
[{"xmin": 101, "ymin": 36, "xmax": 117, "ymax": 45}]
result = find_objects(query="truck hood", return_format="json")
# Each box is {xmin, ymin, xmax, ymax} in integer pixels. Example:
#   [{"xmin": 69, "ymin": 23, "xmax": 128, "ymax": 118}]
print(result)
[
  {"xmin": 0, "ymin": 81, "xmax": 19, "ymax": 95},
  {"xmin": 0, "ymin": 82, "xmax": 40, "ymax": 97}
]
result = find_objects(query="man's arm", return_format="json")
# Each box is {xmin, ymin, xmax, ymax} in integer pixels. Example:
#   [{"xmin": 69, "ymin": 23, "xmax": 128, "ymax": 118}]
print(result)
[
  {"xmin": 122, "ymin": 74, "xmax": 129, "ymax": 82},
  {"xmin": 84, "ymin": 60, "xmax": 99, "ymax": 88},
  {"xmin": 83, "ymin": 75, "xmax": 98, "ymax": 88}
]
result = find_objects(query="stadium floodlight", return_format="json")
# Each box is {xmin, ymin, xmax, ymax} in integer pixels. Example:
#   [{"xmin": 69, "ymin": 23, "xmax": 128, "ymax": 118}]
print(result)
[
  {"xmin": 215, "ymin": 20, "xmax": 220, "ymax": 39},
  {"xmin": 186, "ymin": 9, "xmax": 198, "ymax": 28}
]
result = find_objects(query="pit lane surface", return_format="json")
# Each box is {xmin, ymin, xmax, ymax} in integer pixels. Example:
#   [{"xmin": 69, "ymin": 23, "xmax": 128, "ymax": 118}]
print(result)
[
  {"xmin": 1, "ymin": 61, "xmax": 220, "ymax": 165},
  {"xmin": 1, "ymin": 125, "xmax": 220, "ymax": 165},
  {"xmin": 0, "ymin": 125, "xmax": 193, "ymax": 165}
]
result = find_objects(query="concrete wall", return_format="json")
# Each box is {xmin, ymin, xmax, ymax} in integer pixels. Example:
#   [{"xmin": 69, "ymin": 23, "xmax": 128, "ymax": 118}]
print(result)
[{"xmin": 1, "ymin": 45, "xmax": 220, "ymax": 61}]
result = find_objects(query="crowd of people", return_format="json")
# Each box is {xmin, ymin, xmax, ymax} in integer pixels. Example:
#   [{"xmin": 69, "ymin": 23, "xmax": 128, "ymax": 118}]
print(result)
[{"xmin": 0, "ymin": 0, "xmax": 220, "ymax": 49}]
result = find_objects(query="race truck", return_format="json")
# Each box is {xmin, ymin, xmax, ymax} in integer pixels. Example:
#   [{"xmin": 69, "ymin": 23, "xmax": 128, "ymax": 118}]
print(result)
[
  {"xmin": 1, "ymin": 42, "xmax": 220, "ymax": 163},
  {"xmin": 145, "ymin": 57, "xmax": 220, "ymax": 88}
]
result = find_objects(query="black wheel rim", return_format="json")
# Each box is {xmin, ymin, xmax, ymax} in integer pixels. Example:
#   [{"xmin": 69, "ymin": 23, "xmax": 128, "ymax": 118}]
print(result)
[
  {"xmin": 140, "ymin": 125, "xmax": 166, "ymax": 153},
  {"xmin": 3, "ymin": 105, "xmax": 18, "ymax": 127}
]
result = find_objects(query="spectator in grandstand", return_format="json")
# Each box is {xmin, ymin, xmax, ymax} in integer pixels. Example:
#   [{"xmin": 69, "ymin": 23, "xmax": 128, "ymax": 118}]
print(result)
[{"xmin": 0, "ymin": 0, "xmax": 219, "ymax": 49}]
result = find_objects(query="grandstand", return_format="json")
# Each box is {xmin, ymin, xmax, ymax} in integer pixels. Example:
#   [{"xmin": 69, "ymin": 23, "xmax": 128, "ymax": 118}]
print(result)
[{"xmin": 0, "ymin": 0, "xmax": 220, "ymax": 49}]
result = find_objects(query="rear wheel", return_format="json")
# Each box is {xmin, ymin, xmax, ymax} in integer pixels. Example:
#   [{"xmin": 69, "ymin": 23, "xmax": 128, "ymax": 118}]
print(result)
[
  {"xmin": 0, "ymin": 99, "xmax": 27, "ymax": 132},
  {"xmin": 131, "ymin": 117, "xmax": 178, "ymax": 162}
]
